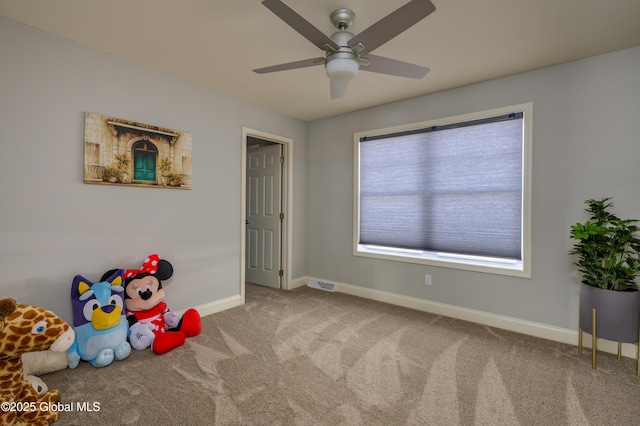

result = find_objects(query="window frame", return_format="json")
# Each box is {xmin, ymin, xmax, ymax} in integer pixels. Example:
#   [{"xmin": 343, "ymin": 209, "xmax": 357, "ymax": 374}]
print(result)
[{"xmin": 353, "ymin": 103, "xmax": 532, "ymax": 278}]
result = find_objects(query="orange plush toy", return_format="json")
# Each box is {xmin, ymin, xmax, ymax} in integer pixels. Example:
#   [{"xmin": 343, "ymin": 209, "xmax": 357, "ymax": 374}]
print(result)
[{"xmin": 0, "ymin": 297, "xmax": 75, "ymax": 425}]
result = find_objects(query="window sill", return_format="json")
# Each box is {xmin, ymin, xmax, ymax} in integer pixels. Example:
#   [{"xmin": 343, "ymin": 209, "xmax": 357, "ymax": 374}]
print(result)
[{"xmin": 355, "ymin": 244, "xmax": 530, "ymax": 278}]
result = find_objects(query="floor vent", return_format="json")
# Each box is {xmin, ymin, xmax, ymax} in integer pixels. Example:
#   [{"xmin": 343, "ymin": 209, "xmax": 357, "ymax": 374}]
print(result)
[{"xmin": 308, "ymin": 279, "xmax": 335, "ymax": 292}]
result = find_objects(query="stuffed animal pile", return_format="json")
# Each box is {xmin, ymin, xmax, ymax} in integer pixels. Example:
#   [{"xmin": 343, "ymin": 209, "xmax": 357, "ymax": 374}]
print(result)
[
  {"xmin": 68, "ymin": 269, "xmax": 131, "ymax": 368},
  {"xmin": 0, "ymin": 253, "xmax": 201, "ymax": 424},
  {"xmin": 102, "ymin": 253, "xmax": 202, "ymax": 354},
  {"xmin": 0, "ymin": 297, "xmax": 75, "ymax": 425}
]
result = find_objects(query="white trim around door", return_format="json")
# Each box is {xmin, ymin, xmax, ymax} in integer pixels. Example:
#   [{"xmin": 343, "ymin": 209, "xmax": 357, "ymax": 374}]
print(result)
[{"xmin": 241, "ymin": 127, "xmax": 293, "ymax": 303}]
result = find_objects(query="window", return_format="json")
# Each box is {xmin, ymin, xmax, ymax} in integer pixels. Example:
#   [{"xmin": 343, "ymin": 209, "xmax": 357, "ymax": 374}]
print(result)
[{"xmin": 354, "ymin": 103, "xmax": 531, "ymax": 277}]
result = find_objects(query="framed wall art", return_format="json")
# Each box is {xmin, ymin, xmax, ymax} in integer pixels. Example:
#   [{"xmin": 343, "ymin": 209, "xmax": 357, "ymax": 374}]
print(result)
[{"xmin": 83, "ymin": 112, "xmax": 192, "ymax": 189}]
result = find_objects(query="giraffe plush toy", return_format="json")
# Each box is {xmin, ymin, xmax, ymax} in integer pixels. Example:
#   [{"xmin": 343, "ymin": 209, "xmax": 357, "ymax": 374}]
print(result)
[{"xmin": 0, "ymin": 297, "xmax": 75, "ymax": 425}]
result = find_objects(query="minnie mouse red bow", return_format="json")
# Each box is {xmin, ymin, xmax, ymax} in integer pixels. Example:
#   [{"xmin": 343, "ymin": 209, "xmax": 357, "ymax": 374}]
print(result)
[{"xmin": 124, "ymin": 254, "xmax": 160, "ymax": 279}]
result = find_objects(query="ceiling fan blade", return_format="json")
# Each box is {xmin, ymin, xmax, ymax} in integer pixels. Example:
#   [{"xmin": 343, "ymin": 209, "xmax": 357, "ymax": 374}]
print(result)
[
  {"xmin": 348, "ymin": 0, "xmax": 436, "ymax": 55},
  {"xmin": 253, "ymin": 57, "xmax": 325, "ymax": 74},
  {"xmin": 361, "ymin": 54, "xmax": 430, "ymax": 79},
  {"xmin": 330, "ymin": 80, "xmax": 348, "ymax": 99},
  {"xmin": 262, "ymin": 0, "xmax": 339, "ymax": 51}
]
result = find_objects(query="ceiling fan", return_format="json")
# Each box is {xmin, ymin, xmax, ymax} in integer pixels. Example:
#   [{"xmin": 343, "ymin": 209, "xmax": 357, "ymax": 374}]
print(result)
[{"xmin": 253, "ymin": 0, "xmax": 436, "ymax": 99}]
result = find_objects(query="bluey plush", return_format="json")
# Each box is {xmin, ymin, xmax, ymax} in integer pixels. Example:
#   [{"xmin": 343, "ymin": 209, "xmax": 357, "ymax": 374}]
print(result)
[{"xmin": 68, "ymin": 269, "xmax": 131, "ymax": 368}]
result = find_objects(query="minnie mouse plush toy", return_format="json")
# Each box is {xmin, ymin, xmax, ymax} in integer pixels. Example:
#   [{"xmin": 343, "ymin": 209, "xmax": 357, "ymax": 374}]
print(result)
[{"xmin": 104, "ymin": 254, "xmax": 201, "ymax": 354}]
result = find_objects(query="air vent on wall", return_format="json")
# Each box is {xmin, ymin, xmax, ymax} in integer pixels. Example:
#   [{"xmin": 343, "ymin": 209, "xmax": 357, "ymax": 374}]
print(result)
[{"xmin": 308, "ymin": 279, "xmax": 336, "ymax": 292}]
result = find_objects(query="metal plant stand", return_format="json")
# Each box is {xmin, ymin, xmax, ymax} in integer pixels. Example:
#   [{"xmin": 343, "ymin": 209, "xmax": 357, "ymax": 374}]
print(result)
[{"xmin": 578, "ymin": 307, "xmax": 640, "ymax": 378}]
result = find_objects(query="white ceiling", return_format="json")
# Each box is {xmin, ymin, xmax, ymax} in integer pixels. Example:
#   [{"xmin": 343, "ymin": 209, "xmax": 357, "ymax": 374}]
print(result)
[{"xmin": 2, "ymin": 0, "xmax": 639, "ymax": 122}]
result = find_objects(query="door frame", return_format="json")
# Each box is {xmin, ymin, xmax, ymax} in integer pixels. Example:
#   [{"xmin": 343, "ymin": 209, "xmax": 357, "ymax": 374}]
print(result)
[{"xmin": 240, "ymin": 127, "xmax": 293, "ymax": 303}]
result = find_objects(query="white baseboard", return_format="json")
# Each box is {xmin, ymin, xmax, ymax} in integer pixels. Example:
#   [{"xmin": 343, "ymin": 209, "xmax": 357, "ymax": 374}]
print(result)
[
  {"xmin": 176, "ymin": 294, "xmax": 243, "ymax": 318},
  {"xmin": 289, "ymin": 276, "xmax": 308, "ymax": 290},
  {"xmin": 304, "ymin": 276, "xmax": 639, "ymax": 360}
]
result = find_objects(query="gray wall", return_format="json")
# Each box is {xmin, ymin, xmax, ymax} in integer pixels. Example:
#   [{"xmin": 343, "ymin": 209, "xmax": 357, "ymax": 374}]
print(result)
[
  {"xmin": 2, "ymin": 14, "xmax": 639, "ymax": 335},
  {"xmin": 0, "ymin": 17, "xmax": 307, "ymax": 323},
  {"xmin": 306, "ymin": 46, "xmax": 640, "ymax": 330}
]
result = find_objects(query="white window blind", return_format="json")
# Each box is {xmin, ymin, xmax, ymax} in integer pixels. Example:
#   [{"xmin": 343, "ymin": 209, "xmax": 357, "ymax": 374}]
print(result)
[{"xmin": 358, "ymin": 112, "xmax": 524, "ymax": 261}]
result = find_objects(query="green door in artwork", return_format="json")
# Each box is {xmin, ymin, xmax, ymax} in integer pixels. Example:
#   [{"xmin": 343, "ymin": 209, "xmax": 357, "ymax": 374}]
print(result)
[{"xmin": 133, "ymin": 141, "xmax": 158, "ymax": 182}]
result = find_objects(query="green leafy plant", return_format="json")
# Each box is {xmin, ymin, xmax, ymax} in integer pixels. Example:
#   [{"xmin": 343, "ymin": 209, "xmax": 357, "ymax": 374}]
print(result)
[
  {"xmin": 166, "ymin": 172, "xmax": 182, "ymax": 186},
  {"xmin": 570, "ymin": 198, "xmax": 640, "ymax": 291},
  {"xmin": 158, "ymin": 157, "xmax": 172, "ymax": 175},
  {"xmin": 114, "ymin": 153, "xmax": 130, "ymax": 171},
  {"xmin": 103, "ymin": 165, "xmax": 122, "ymax": 182}
]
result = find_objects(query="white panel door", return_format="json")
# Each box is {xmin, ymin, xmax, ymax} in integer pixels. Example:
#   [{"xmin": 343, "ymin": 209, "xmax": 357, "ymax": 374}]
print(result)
[{"xmin": 246, "ymin": 143, "xmax": 282, "ymax": 288}]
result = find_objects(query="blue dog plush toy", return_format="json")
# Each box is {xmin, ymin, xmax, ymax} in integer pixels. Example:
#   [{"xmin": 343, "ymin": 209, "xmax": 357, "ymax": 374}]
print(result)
[{"xmin": 68, "ymin": 269, "xmax": 131, "ymax": 368}]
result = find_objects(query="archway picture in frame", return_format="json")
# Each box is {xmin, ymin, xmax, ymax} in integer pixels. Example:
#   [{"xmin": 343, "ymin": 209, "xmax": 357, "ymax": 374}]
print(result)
[{"xmin": 83, "ymin": 112, "xmax": 193, "ymax": 190}]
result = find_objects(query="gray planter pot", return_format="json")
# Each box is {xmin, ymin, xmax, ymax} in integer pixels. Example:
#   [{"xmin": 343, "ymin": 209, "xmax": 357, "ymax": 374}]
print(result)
[{"xmin": 579, "ymin": 282, "xmax": 640, "ymax": 343}]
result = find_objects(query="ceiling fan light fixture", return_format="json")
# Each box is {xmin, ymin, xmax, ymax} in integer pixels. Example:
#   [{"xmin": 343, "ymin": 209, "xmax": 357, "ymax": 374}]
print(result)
[{"xmin": 325, "ymin": 52, "xmax": 359, "ymax": 81}]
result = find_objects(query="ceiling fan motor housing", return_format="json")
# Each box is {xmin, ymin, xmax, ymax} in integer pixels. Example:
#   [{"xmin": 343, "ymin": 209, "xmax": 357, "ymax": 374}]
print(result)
[{"xmin": 325, "ymin": 30, "xmax": 359, "ymax": 80}]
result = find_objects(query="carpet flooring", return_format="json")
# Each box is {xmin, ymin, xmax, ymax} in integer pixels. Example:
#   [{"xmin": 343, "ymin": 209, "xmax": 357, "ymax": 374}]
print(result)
[{"xmin": 42, "ymin": 283, "xmax": 640, "ymax": 425}]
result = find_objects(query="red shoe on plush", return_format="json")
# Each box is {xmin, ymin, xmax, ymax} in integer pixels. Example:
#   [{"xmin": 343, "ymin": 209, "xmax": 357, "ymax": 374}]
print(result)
[
  {"xmin": 179, "ymin": 308, "xmax": 202, "ymax": 337},
  {"xmin": 152, "ymin": 331, "xmax": 185, "ymax": 355}
]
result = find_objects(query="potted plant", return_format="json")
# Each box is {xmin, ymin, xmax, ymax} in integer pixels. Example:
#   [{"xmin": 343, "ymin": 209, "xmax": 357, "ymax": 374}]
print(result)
[
  {"xmin": 158, "ymin": 157, "xmax": 171, "ymax": 186},
  {"xmin": 166, "ymin": 172, "xmax": 182, "ymax": 187},
  {"xmin": 114, "ymin": 153, "xmax": 130, "ymax": 183},
  {"xmin": 569, "ymin": 197, "xmax": 640, "ymax": 368},
  {"xmin": 103, "ymin": 166, "xmax": 122, "ymax": 183}
]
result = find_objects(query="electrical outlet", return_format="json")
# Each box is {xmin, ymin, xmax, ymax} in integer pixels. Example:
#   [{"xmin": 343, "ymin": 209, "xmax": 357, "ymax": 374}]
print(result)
[{"xmin": 424, "ymin": 274, "xmax": 432, "ymax": 285}]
